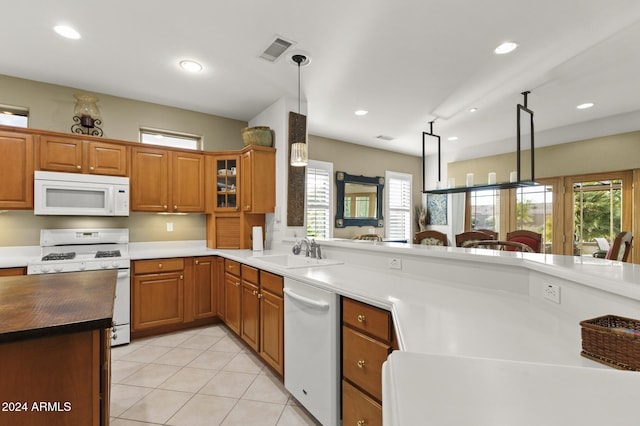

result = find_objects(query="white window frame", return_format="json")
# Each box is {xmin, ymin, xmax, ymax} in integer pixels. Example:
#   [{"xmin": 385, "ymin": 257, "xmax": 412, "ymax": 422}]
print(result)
[
  {"xmin": 385, "ymin": 171, "xmax": 412, "ymax": 241},
  {"xmin": 140, "ymin": 127, "xmax": 202, "ymax": 150},
  {"xmin": 0, "ymin": 105, "xmax": 29, "ymax": 128},
  {"xmin": 305, "ymin": 160, "xmax": 334, "ymax": 238}
]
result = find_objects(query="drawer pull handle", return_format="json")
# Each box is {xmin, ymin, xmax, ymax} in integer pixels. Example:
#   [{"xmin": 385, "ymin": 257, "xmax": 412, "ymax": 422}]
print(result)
[
  {"xmin": 158, "ymin": 263, "xmax": 163, "ymax": 269},
  {"xmin": 357, "ymin": 421, "xmax": 366, "ymax": 426},
  {"xmin": 174, "ymin": 205, "xmax": 178, "ymax": 210},
  {"xmin": 76, "ymin": 165, "xmax": 81, "ymax": 169},
  {"xmin": 357, "ymin": 360, "xmax": 366, "ymax": 368},
  {"xmin": 235, "ymin": 281, "xmax": 240, "ymax": 287},
  {"xmin": 357, "ymin": 314, "xmax": 366, "ymax": 323}
]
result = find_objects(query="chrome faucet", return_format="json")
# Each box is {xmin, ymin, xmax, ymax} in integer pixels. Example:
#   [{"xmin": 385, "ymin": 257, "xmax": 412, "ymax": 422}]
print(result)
[{"xmin": 292, "ymin": 237, "xmax": 322, "ymax": 259}]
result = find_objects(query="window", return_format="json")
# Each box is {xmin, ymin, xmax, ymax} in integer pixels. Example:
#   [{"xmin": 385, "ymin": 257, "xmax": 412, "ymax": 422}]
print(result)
[
  {"xmin": 515, "ymin": 185, "xmax": 553, "ymax": 253},
  {"xmin": 468, "ymin": 189, "xmax": 499, "ymax": 232},
  {"xmin": 386, "ymin": 171, "xmax": 412, "ymax": 241},
  {"xmin": 140, "ymin": 128, "xmax": 201, "ymax": 150},
  {"xmin": 0, "ymin": 105, "xmax": 28, "ymax": 128},
  {"xmin": 306, "ymin": 160, "xmax": 333, "ymax": 238}
]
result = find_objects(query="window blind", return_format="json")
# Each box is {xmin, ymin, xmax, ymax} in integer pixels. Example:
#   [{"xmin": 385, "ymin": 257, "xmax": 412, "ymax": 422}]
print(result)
[
  {"xmin": 306, "ymin": 165, "xmax": 331, "ymax": 238},
  {"xmin": 386, "ymin": 172, "xmax": 412, "ymax": 241}
]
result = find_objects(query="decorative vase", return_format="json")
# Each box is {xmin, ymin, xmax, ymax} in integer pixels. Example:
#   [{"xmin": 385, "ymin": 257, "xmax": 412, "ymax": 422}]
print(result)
[{"xmin": 241, "ymin": 126, "xmax": 273, "ymax": 147}]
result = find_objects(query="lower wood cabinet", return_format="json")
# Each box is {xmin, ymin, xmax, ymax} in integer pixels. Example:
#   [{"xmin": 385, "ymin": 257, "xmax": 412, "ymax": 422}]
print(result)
[
  {"xmin": 223, "ymin": 259, "xmax": 242, "ymax": 335},
  {"xmin": 341, "ymin": 297, "xmax": 396, "ymax": 426},
  {"xmin": 240, "ymin": 264, "xmax": 260, "ymax": 352},
  {"xmin": 258, "ymin": 270, "xmax": 284, "ymax": 376},
  {"xmin": 0, "ymin": 267, "xmax": 26, "ymax": 276},
  {"xmin": 131, "ymin": 256, "xmax": 218, "ymax": 338}
]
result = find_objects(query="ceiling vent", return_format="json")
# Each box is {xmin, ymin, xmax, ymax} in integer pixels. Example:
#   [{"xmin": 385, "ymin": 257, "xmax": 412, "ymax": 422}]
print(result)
[
  {"xmin": 376, "ymin": 135, "xmax": 395, "ymax": 141},
  {"xmin": 260, "ymin": 37, "xmax": 293, "ymax": 62}
]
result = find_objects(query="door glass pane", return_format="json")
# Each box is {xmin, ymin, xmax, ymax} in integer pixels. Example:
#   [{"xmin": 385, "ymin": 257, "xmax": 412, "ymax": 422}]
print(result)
[
  {"xmin": 516, "ymin": 185, "xmax": 553, "ymax": 253},
  {"xmin": 469, "ymin": 189, "xmax": 499, "ymax": 232},
  {"xmin": 573, "ymin": 180, "xmax": 622, "ymax": 257}
]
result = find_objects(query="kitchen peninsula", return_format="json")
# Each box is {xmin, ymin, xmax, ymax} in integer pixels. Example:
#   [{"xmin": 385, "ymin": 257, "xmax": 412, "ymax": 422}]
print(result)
[{"xmin": 0, "ymin": 270, "xmax": 116, "ymax": 426}]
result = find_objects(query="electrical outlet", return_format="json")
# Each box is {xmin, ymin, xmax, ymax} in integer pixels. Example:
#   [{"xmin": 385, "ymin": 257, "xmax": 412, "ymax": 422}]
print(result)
[
  {"xmin": 166, "ymin": 222, "xmax": 173, "ymax": 232},
  {"xmin": 543, "ymin": 283, "xmax": 561, "ymax": 303},
  {"xmin": 388, "ymin": 258, "xmax": 402, "ymax": 270}
]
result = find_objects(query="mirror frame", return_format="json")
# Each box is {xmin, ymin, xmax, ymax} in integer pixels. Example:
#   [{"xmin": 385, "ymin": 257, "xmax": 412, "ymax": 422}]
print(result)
[{"xmin": 335, "ymin": 171, "xmax": 384, "ymax": 228}]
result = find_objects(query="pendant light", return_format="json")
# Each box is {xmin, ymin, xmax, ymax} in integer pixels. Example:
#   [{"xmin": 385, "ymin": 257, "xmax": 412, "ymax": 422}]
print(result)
[{"xmin": 290, "ymin": 54, "xmax": 308, "ymax": 167}]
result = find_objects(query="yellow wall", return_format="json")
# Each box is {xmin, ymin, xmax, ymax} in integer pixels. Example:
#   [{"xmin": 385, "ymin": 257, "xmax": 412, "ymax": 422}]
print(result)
[{"xmin": 448, "ymin": 131, "xmax": 640, "ymax": 183}]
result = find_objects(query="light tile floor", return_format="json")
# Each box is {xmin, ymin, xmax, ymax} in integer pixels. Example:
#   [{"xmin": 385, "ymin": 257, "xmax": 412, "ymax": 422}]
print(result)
[{"xmin": 110, "ymin": 324, "xmax": 321, "ymax": 426}]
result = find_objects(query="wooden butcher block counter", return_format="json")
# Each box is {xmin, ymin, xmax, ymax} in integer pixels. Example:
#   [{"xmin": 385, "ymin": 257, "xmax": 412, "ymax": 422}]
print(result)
[{"xmin": 0, "ymin": 270, "xmax": 116, "ymax": 426}]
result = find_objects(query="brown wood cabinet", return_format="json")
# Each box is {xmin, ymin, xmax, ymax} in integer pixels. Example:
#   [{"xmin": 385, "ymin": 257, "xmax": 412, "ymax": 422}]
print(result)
[
  {"xmin": 131, "ymin": 257, "xmax": 220, "ymax": 339},
  {"xmin": 193, "ymin": 256, "xmax": 216, "ymax": 320},
  {"xmin": 240, "ymin": 264, "xmax": 260, "ymax": 351},
  {"xmin": 223, "ymin": 259, "xmax": 242, "ymax": 335},
  {"xmin": 341, "ymin": 297, "xmax": 396, "ymax": 426},
  {"xmin": 39, "ymin": 134, "xmax": 128, "ymax": 176},
  {"xmin": 132, "ymin": 258, "xmax": 185, "ymax": 331},
  {"xmin": 0, "ymin": 267, "xmax": 26, "ymax": 276},
  {"xmin": 131, "ymin": 146, "xmax": 205, "ymax": 213},
  {"xmin": 215, "ymin": 257, "xmax": 226, "ymax": 320},
  {"xmin": 259, "ymin": 270, "xmax": 284, "ymax": 376},
  {"xmin": 240, "ymin": 147, "xmax": 276, "ymax": 213},
  {"xmin": 0, "ymin": 129, "xmax": 34, "ymax": 209}
]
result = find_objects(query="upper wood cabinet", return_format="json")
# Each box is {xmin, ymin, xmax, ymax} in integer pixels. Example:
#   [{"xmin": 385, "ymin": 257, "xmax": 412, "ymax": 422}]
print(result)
[
  {"xmin": 0, "ymin": 130, "xmax": 34, "ymax": 209},
  {"xmin": 39, "ymin": 135, "xmax": 128, "ymax": 176},
  {"xmin": 241, "ymin": 147, "xmax": 275, "ymax": 213},
  {"xmin": 131, "ymin": 146, "xmax": 205, "ymax": 213}
]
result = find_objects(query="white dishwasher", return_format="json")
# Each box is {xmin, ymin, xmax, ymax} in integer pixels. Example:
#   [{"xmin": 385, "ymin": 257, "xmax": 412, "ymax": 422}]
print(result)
[{"xmin": 284, "ymin": 277, "xmax": 340, "ymax": 426}]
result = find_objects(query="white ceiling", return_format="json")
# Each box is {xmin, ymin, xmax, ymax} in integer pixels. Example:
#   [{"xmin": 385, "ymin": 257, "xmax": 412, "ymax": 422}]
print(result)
[{"xmin": 2, "ymin": 0, "xmax": 640, "ymax": 161}]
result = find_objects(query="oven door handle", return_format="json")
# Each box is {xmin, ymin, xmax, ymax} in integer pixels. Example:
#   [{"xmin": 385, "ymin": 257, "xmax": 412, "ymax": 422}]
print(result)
[{"xmin": 117, "ymin": 269, "xmax": 130, "ymax": 279}]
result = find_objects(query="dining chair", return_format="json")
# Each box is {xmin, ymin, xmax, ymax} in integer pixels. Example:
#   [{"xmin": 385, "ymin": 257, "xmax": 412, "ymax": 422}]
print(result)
[
  {"xmin": 506, "ymin": 230, "xmax": 542, "ymax": 253},
  {"xmin": 455, "ymin": 231, "xmax": 494, "ymax": 247},
  {"xmin": 352, "ymin": 234, "xmax": 383, "ymax": 241},
  {"xmin": 414, "ymin": 230, "xmax": 448, "ymax": 246},
  {"xmin": 606, "ymin": 231, "xmax": 633, "ymax": 262},
  {"xmin": 476, "ymin": 229, "xmax": 499, "ymax": 239},
  {"xmin": 463, "ymin": 240, "xmax": 534, "ymax": 252}
]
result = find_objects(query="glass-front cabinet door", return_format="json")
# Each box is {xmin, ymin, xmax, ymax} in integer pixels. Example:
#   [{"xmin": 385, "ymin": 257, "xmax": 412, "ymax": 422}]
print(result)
[{"xmin": 215, "ymin": 155, "xmax": 239, "ymax": 210}]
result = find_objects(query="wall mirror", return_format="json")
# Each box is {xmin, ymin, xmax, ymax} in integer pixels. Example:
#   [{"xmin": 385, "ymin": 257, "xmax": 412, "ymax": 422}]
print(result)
[{"xmin": 335, "ymin": 171, "xmax": 384, "ymax": 228}]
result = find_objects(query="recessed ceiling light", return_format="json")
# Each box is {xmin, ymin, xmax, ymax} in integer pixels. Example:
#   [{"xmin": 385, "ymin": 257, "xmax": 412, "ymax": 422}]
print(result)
[
  {"xmin": 179, "ymin": 60, "xmax": 203, "ymax": 73},
  {"xmin": 54, "ymin": 25, "xmax": 81, "ymax": 40},
  {"xmin": 494, "ymin": 41, "xmax": 518, "ymax": 55},
  {"xmin": 448, "ymin": 136, "xmax": 458, "ymax": 141},
  {"xmin": 576, "ymin": 102, "xmax": 594, "ymax": 110},
  {"xmin": 354, "ymin": 110, "xmax": 368, "ymax": 116},
  {"xmin": 469, "ymin": 107, "xmax": 478, "ymax": 113}
]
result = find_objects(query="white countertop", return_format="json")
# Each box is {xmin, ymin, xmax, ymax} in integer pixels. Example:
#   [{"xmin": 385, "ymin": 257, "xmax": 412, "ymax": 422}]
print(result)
[{"xmin": 383, "ymin": 351, "xmax": 640, "ymax": 426}]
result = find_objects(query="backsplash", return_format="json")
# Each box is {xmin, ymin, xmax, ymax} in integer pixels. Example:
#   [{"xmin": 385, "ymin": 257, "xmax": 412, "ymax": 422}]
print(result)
[{"xmin": 0, "ymin": 211, "xmax": 206, "ymax": 246}]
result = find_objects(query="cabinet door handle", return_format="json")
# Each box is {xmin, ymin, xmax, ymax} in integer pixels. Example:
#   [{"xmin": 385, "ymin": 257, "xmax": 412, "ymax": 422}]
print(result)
[
  {"xmin": 252, "ymin": 290, "xmax": 258, "ymax": 296},
  {"xmin": 245, "ymin": 205, "xmax": 251, "ymax": 210},
  {"xmin": 257, "ymin": 293, "xmax": 262, "ymax": 299},
  {"xmin": 163, "ymin": 205, "xmax": 167, "ymax": 210},
  {"xmin": 357, "ymin": 314, "xmax": 366, "ymax": 323},
  {"xmin": 195, "ymin": 260, "xmax": 199, "ymax": 265},
  {"xmin": 357, "ymin": 360, "xmax": 366, "ymax": 368},
  {"xmin": 76, "ymin": 165, "xmax": 82, "ymax": 170},
  {"xmin": 158, "ymin": 263, "xmax": 163, "ymax": 269},
  {"xmin": 174, "ymin": 205, "xmax": 178, "ymax": 210},
  {"xmin": 235, "ymin": 281, "xmax": 240, "ymax": 287},
  {"xmin": 90, "ymin": 166, "xmax": 95, "ymax": 170},
  {"xmin": 357, "ymin": 420, "xmax": 366, "ymax": 426},
  {"xmin": 179, "ymin": 275, "xmax": 184, "ymax": 280}
]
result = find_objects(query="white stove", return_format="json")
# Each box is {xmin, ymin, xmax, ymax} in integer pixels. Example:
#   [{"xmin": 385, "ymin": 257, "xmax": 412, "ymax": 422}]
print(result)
[{"xmin": 27, "ymin": 228, "xmax": 131, "ymax": 346}]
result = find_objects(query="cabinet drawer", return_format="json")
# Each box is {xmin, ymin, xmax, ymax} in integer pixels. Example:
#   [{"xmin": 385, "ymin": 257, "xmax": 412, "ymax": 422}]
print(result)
[
  {"xmin": 134, "ymin": 258, "xmax": 184, "ymax": 274},
  {"xmin": 342, "ymin": 379, "xmax": 382, "ymax": 426},
  {"xmin": 225, "ymin": 259, "xmax": 241, "ymax": 276},
  {"xmin": 342, "ymin": 326, "xmax": 390, "ymax": 401},
  {"xmin": 260, "ymin": 270, "xmax": 283, "ymax": 296},
  {"xmin": 241, "ymin": 264, "xmax": 258, "ymax": 284},
  {"xmin": 343, "ymin": 298, "xmax": 391, "ymax": 342}
]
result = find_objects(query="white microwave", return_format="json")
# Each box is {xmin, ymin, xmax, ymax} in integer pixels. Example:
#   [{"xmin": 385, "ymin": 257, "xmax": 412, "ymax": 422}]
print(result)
[{"xmin": 34, "ymin": 171, "xmax": 129, "ymax": 216}]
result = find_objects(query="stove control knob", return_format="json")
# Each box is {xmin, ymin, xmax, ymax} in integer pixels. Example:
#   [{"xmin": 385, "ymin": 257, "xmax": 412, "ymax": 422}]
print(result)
[
  {"xmin": 79, "ymin": 263, "xmax": 86, "ymax": 271},
  {"xmin": 100, "ymin": 262, "xmax": 109, "ymax": 269},
  {"xmin": 41, "ymin": 266, "xmax": 51, "ymax": 273},
  {"xmin": 54, "ymin": 265, "xmax": 63, "ymax": 272},
  {"xmin": 111, "ymin": 261, "xmax": 119, "ymax": 269}
]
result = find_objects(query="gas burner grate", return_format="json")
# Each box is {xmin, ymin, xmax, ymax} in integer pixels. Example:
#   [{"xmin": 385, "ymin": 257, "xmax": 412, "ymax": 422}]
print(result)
[
  {"xmin": 95, "ymin": 250, "xmax": 122, "ymax": 258},
  {"xmin": 42, "ymin": 252, "xmax": 76, "ymax": 261}
]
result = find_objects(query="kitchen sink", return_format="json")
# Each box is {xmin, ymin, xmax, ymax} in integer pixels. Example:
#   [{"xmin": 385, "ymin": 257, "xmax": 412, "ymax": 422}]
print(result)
[{"xmin": 251, "ymin": 254, "xmax": 344, "ymax": 269}]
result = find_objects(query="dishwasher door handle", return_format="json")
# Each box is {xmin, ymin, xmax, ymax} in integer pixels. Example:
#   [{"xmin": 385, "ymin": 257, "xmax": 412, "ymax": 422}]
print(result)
[{"xmin": 283, "ymin": 287, "xmax": 330, "ymax": 310}]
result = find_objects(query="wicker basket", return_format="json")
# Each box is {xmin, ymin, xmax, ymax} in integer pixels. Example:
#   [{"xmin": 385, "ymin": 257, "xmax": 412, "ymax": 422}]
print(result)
[
  {"xmin": 241, "ymin": 126, "xmax": 273, "ymax": 147},
  {"xmin": 580, "ymin": 315, "xmax": 640, "ymax": 371}
]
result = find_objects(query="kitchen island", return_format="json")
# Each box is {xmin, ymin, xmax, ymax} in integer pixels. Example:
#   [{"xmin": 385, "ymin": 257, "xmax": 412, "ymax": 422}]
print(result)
[{"xmin": 0, "ymin": 270, "xmax": 116, "ymax": 426}]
